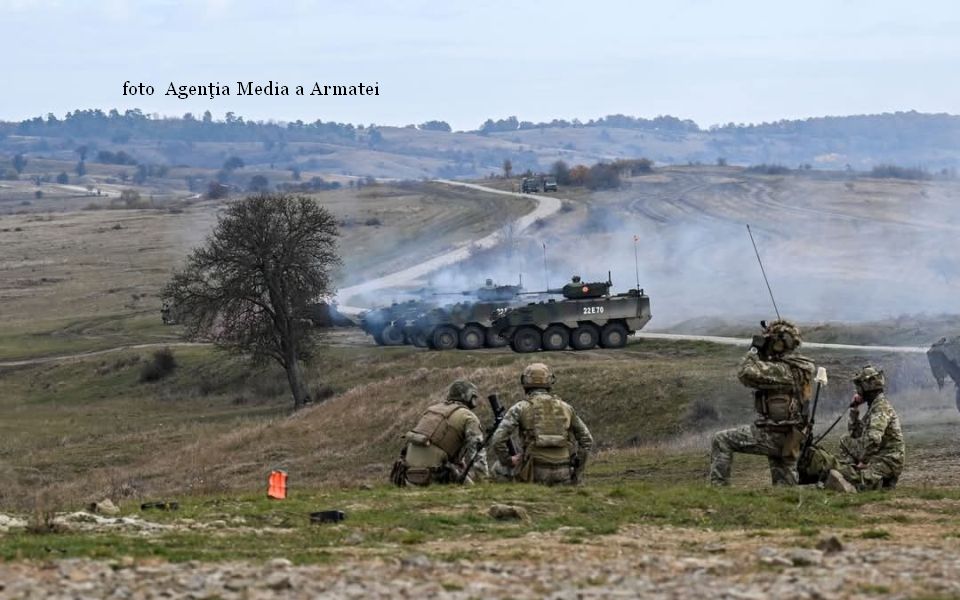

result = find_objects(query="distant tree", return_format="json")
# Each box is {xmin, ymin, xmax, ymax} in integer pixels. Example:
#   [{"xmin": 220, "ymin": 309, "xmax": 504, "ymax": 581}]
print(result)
[
  {"xmin": 120, "ymin": 189, "xmax": 143, "ymax": 208},
  {"xmin": 222, "ymin": 156, "xmax": 245, "ymax": 171},
  {"xmin": 419, "ymin": 120, "xmax": 452, "ymax": 132},
  {"xmin": 12, "ymin": 153, "xmax": 27, "ymax": 174},
  {"xmin": 290, "ymin": 166, "xmax": 301, "ymax": 181},
  {"xmin": 133, "ymin": 164, "xmax": 148, "ymax": 185},
  {"xmin": 550, "ymin": 160, "xmax": 571, "ymax": 185},
  {"xmin": 502, "ymin": 159, "xmax": 513, "ymax": 178},
  {"xmin": 367, "ymin": 128, "xmax": 383, "ymax": 147},
  {"xmin": 568, "ymin": 164, "xmax": 589, "ymax": 186},
  {"xmin": 56, "ymin": 172, "xmax": 69, "ymax": 184},
  {"xmin": 248, "ymin": 174, "xmax": 270, "ymax": 192},
  {"xmin": 716, "ymin": 157, "xmax": 728, "ymax": 167},
  {"xmin": 586, "ymin": 163, "xmax": 621, "ymax": 190},
  {"xmin": 34, "ymin": 190, "xmax": 43, "ymax": 199},
  {"xmin": 206, "ymin": 181, "xmax": 230, "ymax": 199},
  {"xmin": 162, "ymin": 193, "xmax": 341, "ymax": 408},
  {"xmin": 75, "ymin": 160, "xmax": 86, "ymax": 177},
  {"xmin": 202, "ymin": 110, "xmax": 213, "ymax": 123},
  {"xmin": 75, "ymin": 145, "xmax": 88, "ymax": 161}
]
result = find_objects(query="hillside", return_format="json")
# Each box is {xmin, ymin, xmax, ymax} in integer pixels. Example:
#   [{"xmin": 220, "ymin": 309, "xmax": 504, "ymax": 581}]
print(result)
[{"xmin": 1, "ymin": 110, "xmax": 958, "ymax": 181}]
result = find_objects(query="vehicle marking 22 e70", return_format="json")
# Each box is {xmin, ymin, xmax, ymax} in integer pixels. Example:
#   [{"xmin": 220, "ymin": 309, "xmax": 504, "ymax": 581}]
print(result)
[{"xmin": 582, "ymin": 306, "xmax": 604, "ymax": 315}]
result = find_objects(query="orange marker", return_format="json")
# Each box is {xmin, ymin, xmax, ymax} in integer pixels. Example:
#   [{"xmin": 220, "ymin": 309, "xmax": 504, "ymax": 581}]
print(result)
[{"xmin": 267, "ymin": 470, "xmax": 287, "ymax": 500}]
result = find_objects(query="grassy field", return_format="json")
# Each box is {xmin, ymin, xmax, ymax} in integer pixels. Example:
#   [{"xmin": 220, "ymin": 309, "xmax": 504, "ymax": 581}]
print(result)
[{"xmin": 0, "ymin": 181, "xmax": 532, "ymax": 361}]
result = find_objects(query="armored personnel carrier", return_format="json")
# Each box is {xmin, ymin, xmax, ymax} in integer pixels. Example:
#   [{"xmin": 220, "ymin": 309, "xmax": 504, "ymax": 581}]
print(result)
[
  {"xmin": 490, "ymin": 275, "xmax": 652, "ymax": 353},
  {"xmin": 405, "ymin": 279, "xmax": 525, "ymax": 350},
  {"xmin": 359, "ymin": 299, "xmax": 435, "ymax": 346},
  {"xmin": 928, "ymin": 336, "xmax": 960, "ymax": 412}
]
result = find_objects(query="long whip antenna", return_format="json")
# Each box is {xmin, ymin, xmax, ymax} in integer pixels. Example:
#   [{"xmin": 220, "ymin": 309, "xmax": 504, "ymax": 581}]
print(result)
[
  {"xmin": 542, "ymin": 242, "xmax": 549, "ymax": 290},
  {"xmin": 746, "ymin": 224, "xmax": 781, "ymax": 320},
  {"xmin": 633, "ymin": 234, "xmax": 641, "ymax": 291}
]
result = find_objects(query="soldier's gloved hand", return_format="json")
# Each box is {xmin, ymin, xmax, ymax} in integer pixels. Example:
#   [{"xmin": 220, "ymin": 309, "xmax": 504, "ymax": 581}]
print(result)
[{"xmin": 850, "ymin": 393, "xmax": 863, "ymax": 408}]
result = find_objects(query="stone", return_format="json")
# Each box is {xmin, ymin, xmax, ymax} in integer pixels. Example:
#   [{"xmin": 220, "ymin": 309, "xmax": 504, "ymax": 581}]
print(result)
[
  {"xmin": 489, "ymin": 504, "xmax": 529, "ymax": 521},
  {"xmin": 267, "ymin": 558, "xmax": 292, "ymax": 569},
  {"xmin": 816, "ymin": 536, "xmax": 844, "ymax": 554},
  {"xmin": 89, "ymin": 499, "xmax": 120, "ymax": 516},
  {"xmin": 401, "ymin": 554, "xmax": 431, "ymax": 569},
  {"xmin": 788, "ymin": 549, "xmax": 824, "ymax": 567}
]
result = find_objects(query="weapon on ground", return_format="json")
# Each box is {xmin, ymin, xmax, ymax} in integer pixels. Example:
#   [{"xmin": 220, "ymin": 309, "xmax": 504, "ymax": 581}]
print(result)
[
  {"xmin": 800, "ymin": 367, "xmax": 829, "ymax": 456},
  {"xmin": 458, "ymin": 393, "xmax": 516, "ymax": 483},
  {"xmin": 746, "ymin": 224, "xmax": 781, "ymax": 320},
  {"xmin": 813, "ymin": 411, "xmax": 845, "ymax": 447}
]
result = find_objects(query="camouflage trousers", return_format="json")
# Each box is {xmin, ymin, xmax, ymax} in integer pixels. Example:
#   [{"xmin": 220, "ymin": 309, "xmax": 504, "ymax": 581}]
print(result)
[
  {"xmin": 710, "ymin": 424, "xmax": 799, "ymax": 486},
  {"xmin": 833, "ymin": 435, "xmax": 901, "ymax": 491},
  {"xmin": 491, "ymin": 459, "xmax": 572, "ymax": 485}
]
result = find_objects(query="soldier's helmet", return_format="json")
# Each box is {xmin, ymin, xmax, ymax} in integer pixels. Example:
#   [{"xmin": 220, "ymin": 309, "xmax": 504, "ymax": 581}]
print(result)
[
  {"xmin": 521, "ymin": 362, "xmax": 556, "ymax": 390},
  {"xmin": 853, "ymin": 365, "xmax": 885, "ymax": 393},
  {"xmin": 447, "ymin": 380, "xmax": 479, "ymax": 408},
  {"xmin": 764, "ymin": 319, "xmax": 802, "ymax": 354}
]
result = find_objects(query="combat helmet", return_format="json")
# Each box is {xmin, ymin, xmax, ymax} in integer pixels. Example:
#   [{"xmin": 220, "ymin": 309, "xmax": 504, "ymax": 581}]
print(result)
[
  {"xmin": 764, "ymin": 319, "xmax": 802, "ymax": 354},
  {"xmin": 447, "ymin": 380, "xmax": 479, "ymax": 408},
  {"xmin": 853, "ymin": 365, "xmax": 885, "ymax": 393},
  {"xmin": 521, "ymin": 362, "xmax": 556, "ymax": 390}
]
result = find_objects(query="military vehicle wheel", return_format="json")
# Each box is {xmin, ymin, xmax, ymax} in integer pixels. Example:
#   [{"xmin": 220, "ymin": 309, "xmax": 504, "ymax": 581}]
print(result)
[
  {"xmin": 410, "ymin": 331, "xmax": 428, "ymax": 348},
  {"xmin": 380, "ymin": 324, "xmax": 406, "ymax": 346},
  {"xmin": 570, "ymin": 324, "xmax": 599, "ymax": 350},
  {"xmin": 459, "ymin": 325, "xmax": 485, "ymax": 350},
  {"xmin": 431, "ymin": 325, "xmax": 460, "ymax": 351},
  {"xmin": 511, "ymin": 326, "xmax": 542, "ymax": 353},
  {"xmin": 541, "ymin": 325, "xmax": 570, "ymax": 351},
  {"xmin": 484, "ymin": 328, "xmax": 509, "ymax": 348},
  {"xmin": 600, "ymin": 322, "xmax": 629, "ymax": 348},
  {"xmin": 372, "ymin": 330, "xmax": 386, "ymax": 346}
]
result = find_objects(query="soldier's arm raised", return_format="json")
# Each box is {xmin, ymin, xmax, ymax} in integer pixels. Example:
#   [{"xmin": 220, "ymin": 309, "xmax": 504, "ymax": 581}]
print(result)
[{"xmin": 737, "ymin": 352, "xmax": 795, "ymax": 389}]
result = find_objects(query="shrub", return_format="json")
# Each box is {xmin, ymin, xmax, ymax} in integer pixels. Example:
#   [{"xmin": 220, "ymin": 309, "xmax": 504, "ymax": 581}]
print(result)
[
  {"xmin": 746, "ymin": 164, "xmax": 791, "ymax": 175},
  {"xmin": 870, "ymin": 164, "xmax": 931, "ymax": 180},
  {"xmin": 140, "ymin": 348, "xmax": 177, "ymax": 382},
  {"xmin": 364, "ymin": 217, "xmax": 382, "ymax": 226}
]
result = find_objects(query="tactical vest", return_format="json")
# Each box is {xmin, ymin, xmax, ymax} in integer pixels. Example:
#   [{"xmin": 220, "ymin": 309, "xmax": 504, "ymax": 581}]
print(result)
[
  {"xmin": 518, "ymin": 392, "xmax": 572, "ymax": 465},
  {"xmin": 407, "ymin": 402, "xmax": 466, "ymax": 460},
  {"xmin": 755, "ymin": 356, "xmax": 814, "ymax": 430}
]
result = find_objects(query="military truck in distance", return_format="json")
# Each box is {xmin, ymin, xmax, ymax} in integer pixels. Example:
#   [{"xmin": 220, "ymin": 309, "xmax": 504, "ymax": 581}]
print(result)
[
  {"xmin": 542, "ymin": 176, "xmax": 558, "ymax": 192},
  {"xmin": 928, "ymin": 336, "xmax": 960, "ymax": 413},
  {"xmin": 491, "ymin": 275, "xmax": 652, "ymax": 353},
  {"xmin": 521, "ymin": 177, "xmax": 540, "ymax": 193},
  {"xmin": 359, "ymin": 299, "xmax": 435, "ymax": 346},
  {"xmin": 405, "ymin": 279, "xmax": 525, "ymax": 350}
]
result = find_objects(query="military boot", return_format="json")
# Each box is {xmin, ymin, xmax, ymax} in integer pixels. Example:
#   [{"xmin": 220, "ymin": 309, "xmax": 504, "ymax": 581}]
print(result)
[{"xmin": 824, "ymin": 469, "xmax": 857, "ymax": 494}]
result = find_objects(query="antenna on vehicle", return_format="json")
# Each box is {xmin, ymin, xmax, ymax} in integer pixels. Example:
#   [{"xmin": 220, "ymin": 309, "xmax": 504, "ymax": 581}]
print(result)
[
  {"xmin": 746, "ymin": 224, "xmax": 781, "ymax": 320},
  {"xmin": 542, "ymin": 242, "xmax": 549, "ymax": 290},
  {"xmin": 633, "ymin": 234, "xmax": 641, "ymax": 291}
]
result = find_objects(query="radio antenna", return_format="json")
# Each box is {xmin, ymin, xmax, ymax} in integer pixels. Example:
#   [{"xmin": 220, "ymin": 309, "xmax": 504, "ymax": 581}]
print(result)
[
  {"xmin": 542, "ymin": 242, "xmax": 549, "ymax": 289},
  {"xmin": 633, "ymin": 234, "xmax": 641, "ymax": 291},
  {"xmin": 746, "ymin": 224, "xmax": 781, "ymax": 320}
]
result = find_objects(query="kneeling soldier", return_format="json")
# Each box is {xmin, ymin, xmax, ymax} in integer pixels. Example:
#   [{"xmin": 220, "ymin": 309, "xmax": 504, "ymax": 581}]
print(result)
[
  {"xmin": 391, "ymin": 380, "xmax": 487, "ymax": 486},
  {"xmin": 490, "ymin": 363, "xmax": 593, "ymax": 485}
]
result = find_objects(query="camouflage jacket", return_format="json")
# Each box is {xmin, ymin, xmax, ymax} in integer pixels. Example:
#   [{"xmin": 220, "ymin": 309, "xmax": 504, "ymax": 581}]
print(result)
[
  {"xmin": 405, "ymin": 402, "xmax": 488, "ymax": 478},
  {"xmin": 491, "ymin": 390, "xmax": 593, "ymax": 465},
  {"xmin": 738, "ymin": 351, "xmax": 816, "ymax": 426},
  {"xmin": 846, "ymin": 394, "xmax": 905, "ymax": 469}
]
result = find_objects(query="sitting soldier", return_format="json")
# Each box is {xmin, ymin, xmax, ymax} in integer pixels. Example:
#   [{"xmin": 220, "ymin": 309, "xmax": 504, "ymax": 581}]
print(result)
[{"xmin": 823, "ymin": 365, "xmax": 905, "ymax": 493}]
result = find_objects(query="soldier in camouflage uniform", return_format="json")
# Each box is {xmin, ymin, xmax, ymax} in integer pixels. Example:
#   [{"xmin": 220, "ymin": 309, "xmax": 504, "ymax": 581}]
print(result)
[
  {"xmin": 390, "ymin": 380, "xmax": 488, "ymax": 486},
  {"xmin": 710, "ymin": 319, "xmax": 816, "ymax": 486},
  {"xmin": 823, "ymin": 365, "xmax": 905, "ymax": 492},
  {"xmin": 490, "ymin": 363, "xmax": 593, "ymax": 485}
]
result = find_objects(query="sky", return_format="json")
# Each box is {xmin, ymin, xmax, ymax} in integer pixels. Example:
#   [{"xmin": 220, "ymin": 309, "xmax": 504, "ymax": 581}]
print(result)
[{"xmin": 1, "ymin": 0, "xmax": 958, "ymax": 130}]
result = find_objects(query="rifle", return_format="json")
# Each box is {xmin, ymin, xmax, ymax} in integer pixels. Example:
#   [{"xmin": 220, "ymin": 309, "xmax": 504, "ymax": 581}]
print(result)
[
  {"xmin": 458, "ymin": 393, "xmax": 517, "ymax": 483},
  {"xmin": 800, "ymin": 367, "xmax": 829, "ymax": 456}
]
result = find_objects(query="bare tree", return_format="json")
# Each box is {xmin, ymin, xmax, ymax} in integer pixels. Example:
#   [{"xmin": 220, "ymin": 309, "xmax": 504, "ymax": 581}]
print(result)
[
  {"xmin": 502, "ymin": 158, "xmax": 513, "ymax": 178},
  {"xmin": 163, "ymin": 193, "xmax": 341, "ymax": 408}
]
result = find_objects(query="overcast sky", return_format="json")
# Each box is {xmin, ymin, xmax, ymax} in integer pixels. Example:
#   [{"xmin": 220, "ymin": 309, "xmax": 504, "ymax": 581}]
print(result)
[{"xmin": 1, "ymin": 0, "xmax": 957, "ymax": 129}]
